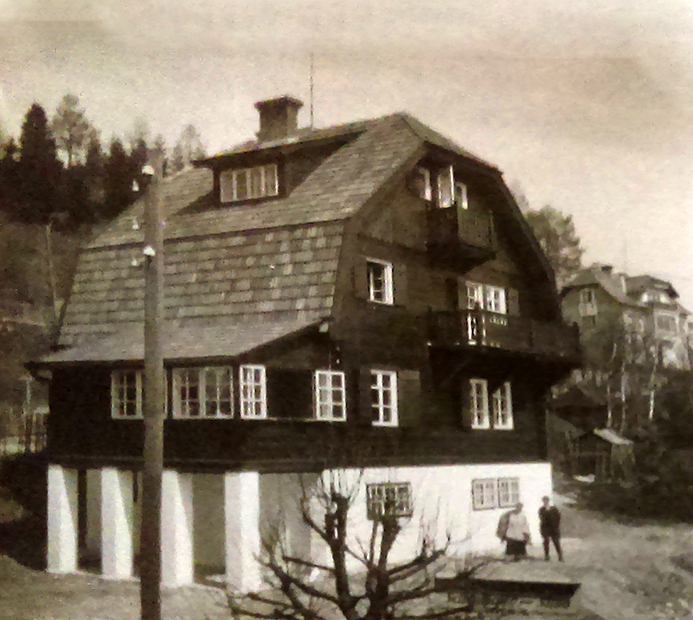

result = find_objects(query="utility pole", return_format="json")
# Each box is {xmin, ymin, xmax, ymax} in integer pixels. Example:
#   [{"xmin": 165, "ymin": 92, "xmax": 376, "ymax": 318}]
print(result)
[{"xmin": 140, "ymin": 158, "xmax": 165, "ymax": 620}]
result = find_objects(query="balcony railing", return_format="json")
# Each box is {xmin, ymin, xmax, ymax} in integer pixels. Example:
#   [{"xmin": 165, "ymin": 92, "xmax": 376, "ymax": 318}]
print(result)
[
  {"xmin": 426, "ymin": 208, "xmax": 495, "ymax": 265},
  {"xmin": 428, "ymin": 309, "xmax": 581, "ymax": 361}
]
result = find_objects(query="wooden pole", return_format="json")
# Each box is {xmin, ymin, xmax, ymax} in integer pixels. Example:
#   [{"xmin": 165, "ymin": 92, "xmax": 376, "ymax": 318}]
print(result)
[{"xmin": 140, "ymin": 161, "xmax": 165, "ymax": 620}]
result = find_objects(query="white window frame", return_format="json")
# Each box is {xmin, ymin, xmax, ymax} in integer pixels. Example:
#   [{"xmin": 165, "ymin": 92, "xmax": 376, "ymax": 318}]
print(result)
[
  {"xmin": 472, "ymin": 479, "xmax": 497, "ymax": 510},
  {"xmin": 470, "ymin": 378, "xmax": 490, "ymax": 429},
  {"xmin": 366, "ymin": 259, "xmax": 394, "ymax": 305},
  {"xmin": 366, "ymin": 482, "xmax": 413, "ymax": 520},
  {"xmin": 497, "ymin": 477, "xmax": 520, "ymax": 508},
  {"xmin": 413, "ymin": 166, "xmax": 432, "ymax": 201},
  {"xmin": 437, "ymin": 165, "xmax": 454, "ymax": 209},
  {"xmin": 240, "ymin": 364, "xmax": 267, "ymax": 419},
  {"xmin": 371, "ymin": 370, "xmax": 398, "ymax": 427},
  {"xmin": 466, "ymin": 282, "xmax": 485, "ymax": 310},
  {"xmin": 111, "ymin": 370, "xmax": 143, "ymax": 419},
  {"xmin": 485, "ymin": 285, "xmax": 506, "ymax": 314},
  {"xmin": 492, "ymin": 382, "xmax": 513, "ymax": 430},
  {"xmin": 455, "ymin": 181, "xmax": 468, "ymax": 210},
  {"xmin": 314, "ymin": 370, "xmax": 346, "ymax": 421},
  {"xmin": 171, "ymin": 366, "xmax": 234, "ymax": 419},
  {"xmin": 220, "ymin": 163, "xmax": 279, "ymax": 202}
]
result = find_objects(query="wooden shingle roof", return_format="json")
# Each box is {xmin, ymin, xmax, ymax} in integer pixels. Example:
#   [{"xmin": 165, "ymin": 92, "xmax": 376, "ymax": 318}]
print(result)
[{"xmin": 47, "ymin": 111, "xmax": 519, "ymax": 364}]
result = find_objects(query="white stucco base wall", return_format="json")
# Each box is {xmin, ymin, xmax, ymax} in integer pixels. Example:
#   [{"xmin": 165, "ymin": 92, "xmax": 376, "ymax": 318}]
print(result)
[
  {"xmin": 47, "ymin": 465, "xmax": 78, "ymax": 573},
  {"xmin": 303, "ymin": 462, "xmax": 552, "ymax": 569}
]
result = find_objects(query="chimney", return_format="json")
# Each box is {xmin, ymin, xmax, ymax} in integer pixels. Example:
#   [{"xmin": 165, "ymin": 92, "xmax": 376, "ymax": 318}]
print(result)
[{"xmin": 255, "ymin": 95, "xmax": 304, "ymax": 142}]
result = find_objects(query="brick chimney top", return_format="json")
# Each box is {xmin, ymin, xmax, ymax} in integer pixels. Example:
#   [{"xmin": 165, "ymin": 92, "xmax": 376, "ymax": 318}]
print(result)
[{"xmin": 255, "ymin": 95, "xmax": 304, "ymax": 142}]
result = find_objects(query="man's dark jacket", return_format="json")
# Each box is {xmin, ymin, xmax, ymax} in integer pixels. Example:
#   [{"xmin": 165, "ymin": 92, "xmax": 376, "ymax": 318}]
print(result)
[{"xmin": 538, "ymin": 505, "xmax": 561, "ymax": 536}]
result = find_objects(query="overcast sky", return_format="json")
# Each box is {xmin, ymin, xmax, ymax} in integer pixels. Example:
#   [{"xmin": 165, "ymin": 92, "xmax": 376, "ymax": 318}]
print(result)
[{"xmin": 2, "ymin": 0, "xmax": 692, "ymax": 307}]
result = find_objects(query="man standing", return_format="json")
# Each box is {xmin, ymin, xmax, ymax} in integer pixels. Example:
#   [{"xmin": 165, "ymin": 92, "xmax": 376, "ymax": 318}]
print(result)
[
  {"xmin": 539, "ymin": 496, "xmax": 563, "ymax": 561},
  {"xmin": 498, "ymin": 502, "xmax": 531, "ymax": 561}
]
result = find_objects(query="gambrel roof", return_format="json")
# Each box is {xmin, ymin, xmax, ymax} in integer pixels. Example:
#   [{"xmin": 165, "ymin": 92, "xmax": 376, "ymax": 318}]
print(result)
[{"xmin": 46, "ymin": 111, "xmax": 555, "ymax": 364}]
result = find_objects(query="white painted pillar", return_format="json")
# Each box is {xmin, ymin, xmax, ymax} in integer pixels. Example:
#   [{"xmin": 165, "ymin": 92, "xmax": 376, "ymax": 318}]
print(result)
[
  {"xmin": 161, "ymin": 470, "xmax": 194, "ymax": 586},
  {"xmin": 47, "ymin": 464, "xmax": 78, "ymax": 573},
  {"xmin": 225, "ymin": 471, "xmax": 261, "ymax": 592},
  {"xmin": 101, "ymin": 468, "xmax": 134, "ymax": 579},
  {"xmin": 85, "ymin": 469, "xmax": 102, "ymax": 559}
]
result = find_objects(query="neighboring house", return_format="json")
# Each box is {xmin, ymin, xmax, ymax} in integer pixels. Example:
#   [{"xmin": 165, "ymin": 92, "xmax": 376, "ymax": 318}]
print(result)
[
  {"xmin": 562, "ymin": 264, "xmax": 691, "ymax": 371},
  {"xmin": 31, "ymin": 96, "xmax": 580, "ymax": 591}
]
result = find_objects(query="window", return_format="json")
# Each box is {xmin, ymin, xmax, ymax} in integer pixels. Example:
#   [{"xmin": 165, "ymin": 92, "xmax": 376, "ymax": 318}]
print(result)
[
  {"xmin": 366, "ymin": 482, "xmax": 413, "ymax": 520},
  {"xmin": 579, "ymin": 289, "xmax": 598, "ymax": 316},
  {"xmin": 220, "ymin": 163, "xmax": 279, "ymax": 202},
  {"xmin": 366, "ymin": 259, "xmax": 394, "ymax": 305},
  {"xmin": 437, "ymin": 165, "xmax": 454, "ymax": 209},
  {"xmin": 455, "ymin": 181, "xmax": 468, "ymax": 210},
  {"xmin": 655, "ymin": 313, "xmax": 677, "ymax": 333},
  {"xmin": 497, "ymin": 478, "xmax": 520, "ymax": 508},
  {"xmin": 469, "ymin": 379, "xmax": 514, "ymax": 430},
  {"xmin": 314, "ymin": 370, "xmax": 346, "ymax": 421},
  {"xmin": 466, "ymin": 282, "xmax": 485, "ymax": 310},
  {"xmin": 111, "ymin": 370, "xmax": 143, "ymax": 419},
  {"xmin": 371, "ymin": 370, "xmax": 398, "ymax": 426},
  {"xmin": 172, "ymin": 366, "xmax": 234, "ymax": 418},
  {"xmin": 470, "ymin": 379, "xmax": 490, "ymax": 429},
  {"xmin": 472, "ymin": 478, "xmax": 521, "ymax": 510},
  {"xmin": 472, "ymin": 479, "xmax": 497, "ymax": 510},
  {"xmin": 240, "ymin": 365, "xmax": 267, "ymax": 419},
  {"xmin": 492, "ymin": 382, "xmax": 513, "ymax": 430},
  {"xmin": 484, "ymin": 285, "xmax": 506, "ymax": 314},
  {"xmin": 411, "ymin": 167, "xmax": 431, "ymax": 201}
]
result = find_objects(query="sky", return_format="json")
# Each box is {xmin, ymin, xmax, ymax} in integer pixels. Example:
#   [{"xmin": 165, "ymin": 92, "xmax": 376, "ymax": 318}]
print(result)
[{"xmin": 1, "ymin": 0, "xmax": 693, "ymax": 308}]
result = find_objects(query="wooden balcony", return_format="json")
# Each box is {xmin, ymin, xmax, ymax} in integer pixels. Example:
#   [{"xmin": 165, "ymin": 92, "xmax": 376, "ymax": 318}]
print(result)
[
  {"xmin": 428, "ymin": 309, "xmax": 581, "ymax": 362},
  {"xmin": 426, "ymin": 207, "xmax": 496, "ymax": 268}
]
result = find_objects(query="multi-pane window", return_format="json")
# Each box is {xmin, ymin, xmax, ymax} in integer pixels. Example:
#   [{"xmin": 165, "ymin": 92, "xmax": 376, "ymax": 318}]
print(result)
[
  {"xmin": 366, "ymin": 483, "xmax": 413, "ymax": 520},
  {"xmin": 172, "ymin": 367, "xmax": 234, "ymax": 418},
  {"xmin": 466, "ymin": 282, "xmax": 485, "ymax": 310},
  {"xmin": 172, "ymin": 368, "xmax": 201, "ymax": 418},
  {"xmin": 220, "ymin": 163, "xmax": 279, "ymax": 202},
  {"xmin": 484, "ymin": 285, "xmax": 506, "ymax": 314},
  {"xmin": 371, "ymin": 370, "xmax": 398, "ymax": 426},
  {"xmin": 470, "ymin": 379, "xmax": 490, "ymax": 429},
  {"xmin": 471, "ymin": 479, "xmax": 497, "ymax": 510},
  {"xmin": 469, "ymin": 379, "xmax": 514, "ymax": 430},
  {"xmin": 314, "ymin": 370, "xmax": 346, "ymax": 421},
  {"xmin": 497, "ymin": 478, "xmax": 520, "ymax": 508},
  {"xmin": 240, "ymin": 364, "xmax": 267, "ymax": 419},
  {"xmin": 366, "ymin": 259, "xmax": 394, "ymax": 305},
  {"xmin": 172, "ymin": 367, "xmax": 233, "ymax": 418},
  {"xmin": 473, "ymin": 478, "xmax": 520, "ymax": 510},
  {"xmin": 492, "ymin": 382, "xmax": 513, "ymax": 430},
  {"xmin": 111, "ymin": 370, "xmax": 143, "ymax": 419}
]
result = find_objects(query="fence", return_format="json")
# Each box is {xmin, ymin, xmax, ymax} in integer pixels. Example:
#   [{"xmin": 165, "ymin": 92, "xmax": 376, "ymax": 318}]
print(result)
[{"xmin": 0, "ymin": 409, "xmax": 47, "ymax": 458}]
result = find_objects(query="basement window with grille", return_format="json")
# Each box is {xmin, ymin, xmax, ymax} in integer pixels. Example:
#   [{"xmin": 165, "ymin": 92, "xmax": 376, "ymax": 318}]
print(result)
[
  {"xmin": 220, "ymin": 163, "xmax": 279, "ymax": 202},
  {"xmin": 366, "ymin": 482, "xmax": 413, "ymax": 520}
]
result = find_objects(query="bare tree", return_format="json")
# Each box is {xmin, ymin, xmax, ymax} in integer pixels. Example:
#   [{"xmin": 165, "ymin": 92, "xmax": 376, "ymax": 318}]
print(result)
[
  {"xmin": 227, "ymin": 472, "xmax": 485, "ymax": 620},
  {"xmin": 170, "ymin": 124, "xmax": 206, "ymax": 173},
  {"xmin": 51, "ymin": 94, "xmax": 92, "ymax": 168}
]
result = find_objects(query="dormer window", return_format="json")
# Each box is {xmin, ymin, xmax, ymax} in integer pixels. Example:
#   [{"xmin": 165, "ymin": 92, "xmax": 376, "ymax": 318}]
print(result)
[{"xmin": 220, "ymin": 163, "xmax": 278, "ymax": 203}]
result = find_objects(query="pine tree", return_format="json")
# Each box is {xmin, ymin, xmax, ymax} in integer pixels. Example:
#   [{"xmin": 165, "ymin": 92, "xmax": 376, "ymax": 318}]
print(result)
[
  {"xmin": 103, "ymin": 138, "xmax": 134, "ymax": 220},
  {"xmin": 18, "ymin": 103, "xmax": 63, "ymax": 224}
]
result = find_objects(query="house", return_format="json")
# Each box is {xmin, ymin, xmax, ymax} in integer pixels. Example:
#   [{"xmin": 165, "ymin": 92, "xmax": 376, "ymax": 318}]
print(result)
[
  {"xmin": 562, "ymin": 264, "xmax": 692, "ymax": 371},
  {"xmin": 31, "ymin": 96, "xmax": 580, "ymax": 591}
]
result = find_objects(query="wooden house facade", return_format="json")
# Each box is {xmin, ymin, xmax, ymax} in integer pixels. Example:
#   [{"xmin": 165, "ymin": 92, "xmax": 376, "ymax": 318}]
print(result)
[{"xmin": 33, "ymin": 96, "xmax": 580, "ymax": 590}]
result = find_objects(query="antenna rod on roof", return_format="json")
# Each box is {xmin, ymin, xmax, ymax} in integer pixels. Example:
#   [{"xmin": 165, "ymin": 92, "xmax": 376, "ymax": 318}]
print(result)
[{"xmin": 310, "ymin": 52, "xmax": 314, "ymax": 128}]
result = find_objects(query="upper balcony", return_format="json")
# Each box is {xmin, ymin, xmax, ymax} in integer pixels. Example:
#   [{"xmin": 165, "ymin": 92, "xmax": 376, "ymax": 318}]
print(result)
[
  {"xmin": 426, "ymin": 207, "xmax": 496, "ymax": 269},
  {"xmin": 427, "ymin": 308, "xmax": 581, "ymax": 363}
]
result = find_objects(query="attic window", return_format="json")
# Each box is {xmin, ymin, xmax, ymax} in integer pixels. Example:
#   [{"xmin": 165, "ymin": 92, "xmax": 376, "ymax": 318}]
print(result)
[
  {"xmin": 220, "ymin": 163, "xmax": 278, "ymax": 202},
  {"xmin": 437, "ymin": 165, "xmax": 454, "ymax": 208}
]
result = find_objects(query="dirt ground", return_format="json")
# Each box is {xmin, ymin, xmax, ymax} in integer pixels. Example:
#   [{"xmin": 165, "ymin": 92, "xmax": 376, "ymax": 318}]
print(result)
[{"xmin": 1, "ymin": 496, "xmax": 693, "ymax": 620}]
